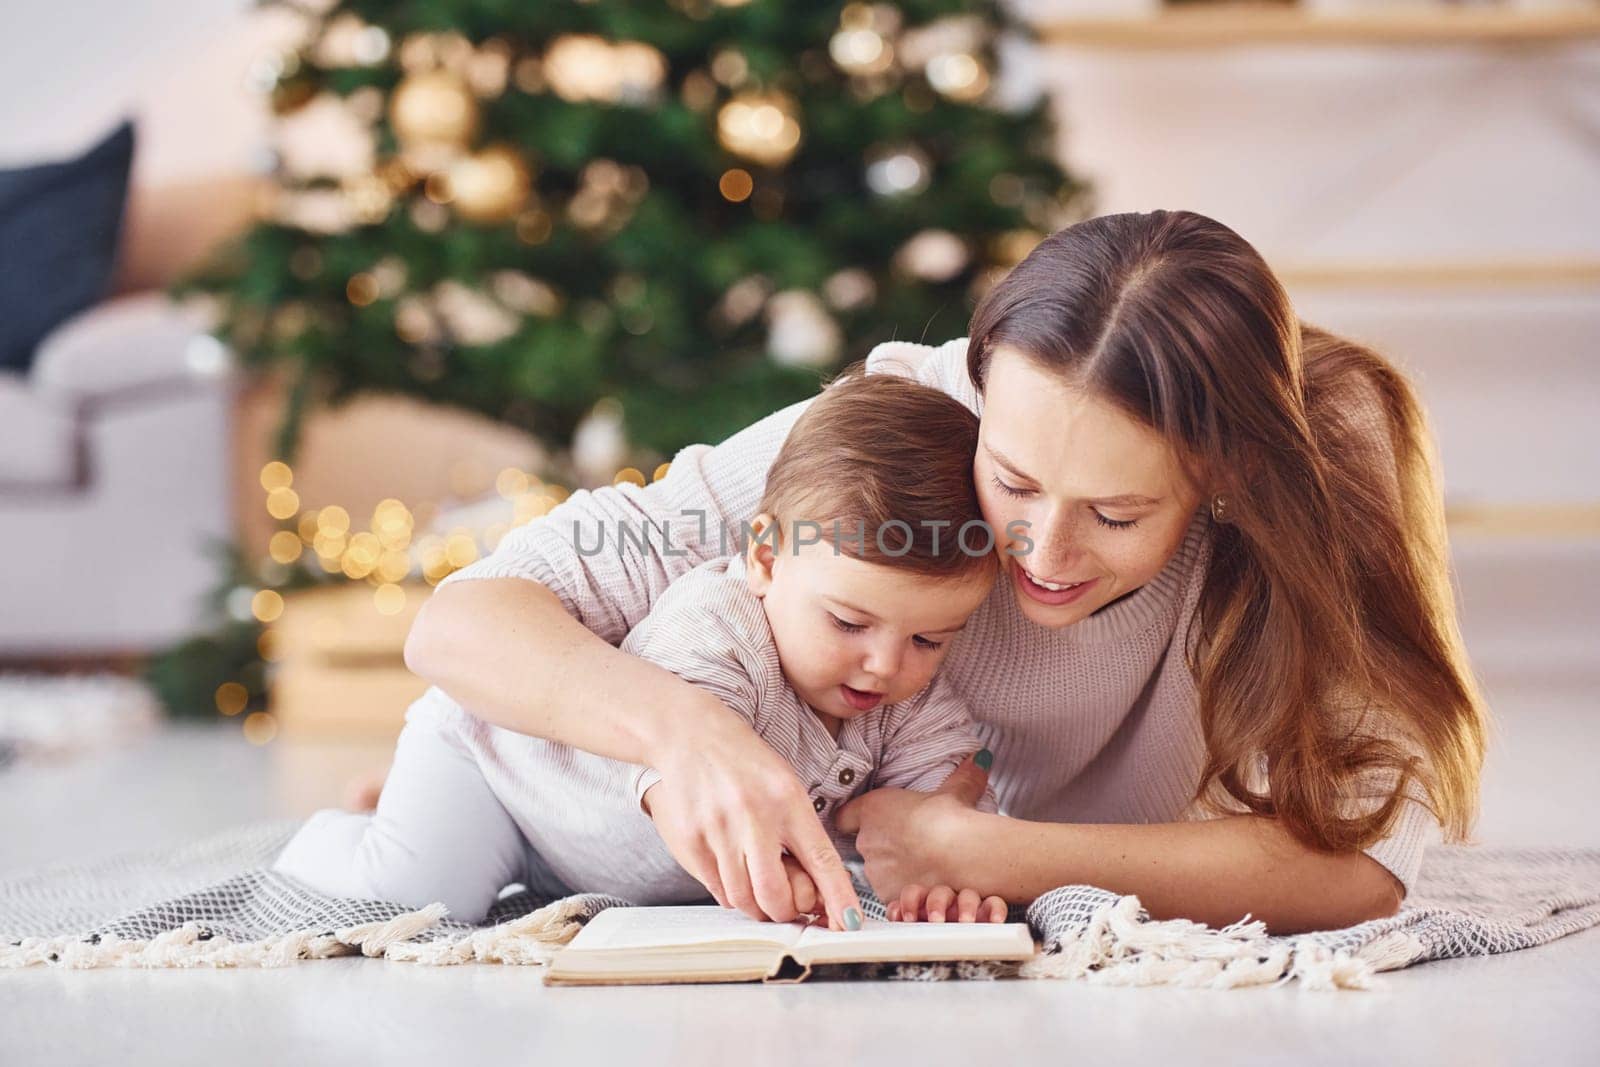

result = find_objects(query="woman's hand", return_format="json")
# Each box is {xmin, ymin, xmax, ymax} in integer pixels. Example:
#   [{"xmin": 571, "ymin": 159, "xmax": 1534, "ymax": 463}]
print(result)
[
  {"xmin": 642, "ymin": 699, "xmax": 863, "ymax": 931},
  {"xmin": 888, "ymin": 885, "xmax": 1008, "ymax": 924},
  {"xmin": 835, "ymin": 752, "xmax": 992, "ymax": 903}
]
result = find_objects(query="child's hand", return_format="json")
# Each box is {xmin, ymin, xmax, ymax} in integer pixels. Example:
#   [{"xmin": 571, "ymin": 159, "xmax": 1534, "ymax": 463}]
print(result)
[
  {"xmin": 780, "ymin": 854, "xmax": 821, "ymax": 919},
  {"xmin": 887, "ymin": 884, "xmax": 1007, "ymax": 923}
]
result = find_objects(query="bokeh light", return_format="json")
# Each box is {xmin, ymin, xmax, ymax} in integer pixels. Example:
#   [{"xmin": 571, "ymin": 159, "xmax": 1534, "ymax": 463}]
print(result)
[
  {"xmin": 251, "ymin": 589, "xmax": 285, "ymax": 623},
  {"xmin": 243, "ymin": 712, "xmax": 279, "ymax": 745},
  {"xmin": 214, "ymin": 682, "xmax": 249, "ymax": 716}
]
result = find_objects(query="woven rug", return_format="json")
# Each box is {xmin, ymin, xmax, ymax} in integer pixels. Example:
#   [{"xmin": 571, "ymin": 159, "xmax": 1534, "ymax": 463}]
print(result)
[{"xmin": 3, "ymin": 820, "xmax": 1598, "ymax": 990}]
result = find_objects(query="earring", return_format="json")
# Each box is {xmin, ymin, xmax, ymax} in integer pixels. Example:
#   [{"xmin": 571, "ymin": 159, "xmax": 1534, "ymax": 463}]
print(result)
[{"xmin": 1210, "ymin": 494, "xmax": 1230, "ymax": 523}]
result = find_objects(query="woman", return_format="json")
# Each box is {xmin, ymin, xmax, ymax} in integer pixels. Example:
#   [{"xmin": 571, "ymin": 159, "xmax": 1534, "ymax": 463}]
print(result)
[{"xmin": 404, "ymin": 210, "xmax": 1487, "ymax": 935}]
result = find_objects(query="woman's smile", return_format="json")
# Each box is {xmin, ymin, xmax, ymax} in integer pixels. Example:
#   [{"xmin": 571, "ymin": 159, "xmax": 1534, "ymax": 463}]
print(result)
[{"xmin": 1012, "ymin": 561, "xmax": 1098, "ymax": 607}]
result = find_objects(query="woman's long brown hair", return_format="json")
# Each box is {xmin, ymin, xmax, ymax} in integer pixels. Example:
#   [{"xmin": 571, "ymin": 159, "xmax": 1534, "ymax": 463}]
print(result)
[{"xmin": 966, "ymin": 210, "xmax": 1487, "ymax": 852}]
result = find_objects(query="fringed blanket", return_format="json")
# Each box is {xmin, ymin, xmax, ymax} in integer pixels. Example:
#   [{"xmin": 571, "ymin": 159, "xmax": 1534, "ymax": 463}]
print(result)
[{"xmin": 4, "ymin": 821, "xmax": 1598, "ymax": 990}]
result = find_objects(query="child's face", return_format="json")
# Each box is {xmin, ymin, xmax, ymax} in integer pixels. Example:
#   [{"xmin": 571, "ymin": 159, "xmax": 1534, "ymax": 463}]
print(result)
[{"xmin": 745, "ymin": 518, "xmax": 994, "ymax": 723}]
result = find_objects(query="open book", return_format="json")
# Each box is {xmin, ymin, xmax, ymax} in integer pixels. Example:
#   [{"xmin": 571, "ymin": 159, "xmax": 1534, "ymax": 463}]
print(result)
[{"xmin": 544, "ymin": 906, "xmax": 1035, "ymax": 986}]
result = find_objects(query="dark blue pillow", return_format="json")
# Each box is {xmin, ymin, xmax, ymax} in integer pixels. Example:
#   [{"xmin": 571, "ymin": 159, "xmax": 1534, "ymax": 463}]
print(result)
[{"xmin": 0, "ymin": 121, "xmax": 135, "ymax": 374}]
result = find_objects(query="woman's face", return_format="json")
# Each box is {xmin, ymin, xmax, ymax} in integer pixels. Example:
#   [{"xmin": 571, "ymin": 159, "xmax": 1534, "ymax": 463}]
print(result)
[{"xmin": 975, "ymin": 345, "xmax": 1203, "ymax": 630}]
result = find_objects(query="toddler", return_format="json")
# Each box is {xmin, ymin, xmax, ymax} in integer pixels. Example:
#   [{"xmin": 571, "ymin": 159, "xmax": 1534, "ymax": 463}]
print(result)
[{"xmin": 273, "ymin": 373, "xmax": 1003, "ymax": 927}]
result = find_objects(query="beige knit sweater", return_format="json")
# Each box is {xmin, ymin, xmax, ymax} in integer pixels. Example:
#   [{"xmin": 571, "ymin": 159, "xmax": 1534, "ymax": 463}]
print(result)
[{"xmin": 438, "ymin": 336, "xmax": 1438, "ymax": 895}]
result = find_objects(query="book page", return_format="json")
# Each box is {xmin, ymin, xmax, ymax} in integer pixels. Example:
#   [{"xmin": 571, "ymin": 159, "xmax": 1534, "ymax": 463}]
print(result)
[
  {"xmin": 567, "ymin": 906, "xmax": 807, "ymax": 952},
  {"xmin": 795, "ymin": 918, "xmax": 1034, "ymax": 963}
]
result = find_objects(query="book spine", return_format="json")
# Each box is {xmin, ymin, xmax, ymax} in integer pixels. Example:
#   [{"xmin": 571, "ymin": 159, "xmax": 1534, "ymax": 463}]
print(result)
[{"xmin": 762, "ymin": 954, "xmax": 813, "ymax": 984}]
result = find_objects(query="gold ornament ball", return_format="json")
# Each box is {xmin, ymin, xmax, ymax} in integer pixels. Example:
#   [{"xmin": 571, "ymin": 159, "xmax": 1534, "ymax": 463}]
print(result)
[
  {"xmin": 271, "ymin": 69, "xmax": 319, "ymax": 116},
  {"xmin": 926, "ymin": 51, "xmax": 989, "ymax": 102},
  {"xmin": 717, "ymin": 90, "xmax": 803, "ymax": 167},
  {"xmin": 446, "ymin": 145, "xmax": 533, "ymax": 223},
  {"xmin": 389, "ymin": 70, "xmax": 480, "ymax": 149}
]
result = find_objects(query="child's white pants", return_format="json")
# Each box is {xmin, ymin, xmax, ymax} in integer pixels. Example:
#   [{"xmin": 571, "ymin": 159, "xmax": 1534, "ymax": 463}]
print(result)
[
  {"xmin": 271, "ymin": 710, "xmax": 566, "ymax": 924},
  {"xmin": 270, "ymin": 699, "xmax": 706, "ymax": 923}
]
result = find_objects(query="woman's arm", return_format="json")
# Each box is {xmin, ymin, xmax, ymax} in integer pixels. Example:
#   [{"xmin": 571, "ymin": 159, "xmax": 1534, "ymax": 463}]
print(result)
[
  {"xmin": 837, "ymin": 764, "xmax": 1404, "ymax": 934},
  {"xmin": 958, "ymin": 811, "xmax": 1402, "ymax": 933},
  {"xmin": 405, "ymin": 577, "xmax": 699, "ymax": 766}
]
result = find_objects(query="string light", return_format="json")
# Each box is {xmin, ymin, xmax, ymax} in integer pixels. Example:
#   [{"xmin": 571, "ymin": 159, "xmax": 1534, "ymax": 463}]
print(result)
[
  {"xmin": 681, "ymin": 70, "xmax": 717, "ymax": 111},
  {"xmin": 513, "ymin": 492, "xmax": 556, "ymax": 525},
  {"xmin": 709, "ymin": 48, "xmax": 749, "ymax": 88},
  {"xmin": 719, "ymin": 168, "xmax": 754, "ymax": 203},
  {"xmin": 512, "ymin": 55, "xmax": 544, "ymax": 94},
  {"xmin": 313, "ymin": 529, "xmax": 347, "ymax": 559},
  {"xmin": 269, "ymin": 530, "xmax": 304, "ymax": 564},
  {"xmin": 373, "ymin": 499, "xmax": 413, "ymax": 549},
  {"xmin": 423, "ymin": 173, "xmax": 454, "ymax": 205},
  {"xmin": 215, "ymin": 682, "xmax": 249, "ymax": 716},
  {"xmin": 445, "ymin": 531, "xmax": 480, "ymax": 568},
  {"xmin": 374, "ymin": 582, "xmax": 407, "ymax": 615},
  {"xmin": 989, "ymin": 172, "xmax": 1026, "ymax": 207},
  {"xmin": 256, "ymin": 474, "xmax": 579, "ymax": 620},
  {"xmin": 378, "ymin": 549, "xmax": 412, "ymax": 583},
  {"xmin": 543, "ymin": 35, "xmax": 667, "ymax": 104},
  {"xmin": 346, "ymin": 272, "xmax": 380, "ymax": 306},
  {"xmin": 242, "ymin": 712, "xmax": 278, "ymax": 745},
  {"xmin": 342, "ymin": 531, "xmax": 382, "ymax": 579},
  {"xmin": 394, "ymin": 299, "xmax": 437, "ymax": 343},
  {"xmin": 830, "ymin": 4, "xmax": 898, "ymax": 78},
  {"xmin": 416, "ymin": 534, "xmax": 450, "ymax": 584},
  {"xmin": 317, "ymin": 506, "xmax": 351, "ymax": 534},
  {"xmin": 251, "ymin": 589, "xmax": 285, "ymax": 623},
  {"xmin": 515, "ymin": 209, "xmax": 553, "ymax": 245},
  {"xmin": 926, "ymin": 52, "xmax": 988, "ymax": 101},
  {"xmin": 266, "ymin": 487, "xmax": 301, "ymax": 519},
  {"xmin": 823, "ymin": 268, "xmax": 876, "ymax": 312},
  {"xmin": 716, "ymin": 91, "xmax": 802, "ymax": 167},
  {"xmin": 866, "ymin": 145, "xmax": 931, "ymax": 197},
  {"xmin": 993, "ymin": 229, "xmax": 1043, "ymax": 267},
  {"xmin": 259, "ymin": 461, "xmax": 293, "ymax": 491},
  {"xmin": 495, "ymin": 467, "xmax": 531, "ymax": 498}
]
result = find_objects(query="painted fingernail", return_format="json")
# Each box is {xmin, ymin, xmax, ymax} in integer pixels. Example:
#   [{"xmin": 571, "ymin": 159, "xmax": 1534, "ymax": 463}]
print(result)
[
  {"xmin": 974, "ymin": 748, "xmax": 994, "ymax": 771},
  {"xmin": 844, "ymin": 907, "xmax": 862, "ymax": 931}
]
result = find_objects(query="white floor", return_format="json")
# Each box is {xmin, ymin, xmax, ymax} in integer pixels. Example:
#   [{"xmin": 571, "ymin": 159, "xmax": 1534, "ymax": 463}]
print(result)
[
  {"xmin": 2, "ymin": 933, "xmax": 1597, "ymax": 1067},
  {"xmin": 3, "ymin": 535, "xmax": 1599, "ymax": 1065}
]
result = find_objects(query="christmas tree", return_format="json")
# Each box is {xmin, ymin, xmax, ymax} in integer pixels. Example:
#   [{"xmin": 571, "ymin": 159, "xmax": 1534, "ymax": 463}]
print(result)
[
  {"xmin": 154, "ymin": 0, "xmax": 1084, "ymax": 722},
  {"xmin": 203, "ymin": 0, "xmax": 1083, "ymax": 467}
]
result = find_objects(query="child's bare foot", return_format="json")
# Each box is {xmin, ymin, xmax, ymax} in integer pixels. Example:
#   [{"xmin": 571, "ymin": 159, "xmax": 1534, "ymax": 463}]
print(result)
[{"xmin": 342, "ymin": 766, "xmax": 389, "ymax": 812}]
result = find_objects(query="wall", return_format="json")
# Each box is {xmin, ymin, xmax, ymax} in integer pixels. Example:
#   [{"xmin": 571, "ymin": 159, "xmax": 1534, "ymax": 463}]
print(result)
[
  {"xmin": 1030, "ymin": 24, "xmax": 1600, "ymax": 508},
  {"xmin": 0, "ymin": 0, "xmax": 291, "ymax": 182}
]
